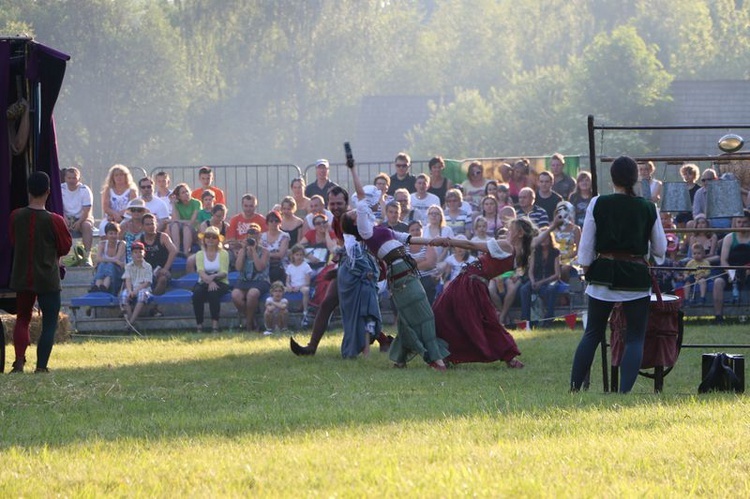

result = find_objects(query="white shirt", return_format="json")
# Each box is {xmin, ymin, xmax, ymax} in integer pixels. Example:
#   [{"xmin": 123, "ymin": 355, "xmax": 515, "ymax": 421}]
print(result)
[
  {"xmin": 61, "ymin": 182, "xmax": 93, "ymax": 220},
  {"xmin": 142, "ymin": 196, "xmax": 170, "ymax": 223},
  {"xmin": 409, "ymin": 192, "xmax": 441, "ymax": 225},
  {"xmin": 579, "ymin": 195, "xmax": 667, "ymax": 302},
  {"xmin": 285, "ymin": 261, "xmax": 313, "ymax": 288}
]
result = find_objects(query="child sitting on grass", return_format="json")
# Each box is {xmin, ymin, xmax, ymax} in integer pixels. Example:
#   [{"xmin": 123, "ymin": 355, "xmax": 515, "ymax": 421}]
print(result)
[
  {"xmin": 264, "ymin": 281, "xmax": 289, "ymax": 335},
  {"xmin": 685, "ymin": 242, "xmax": 710, "ymax": 304},
  {"xmin": 285, "ymin": 244, "xmax": 313, "ymax": 324},
  {"xmin": 120, "ymin": 241, "xmax": 153, "ymax": 327}
]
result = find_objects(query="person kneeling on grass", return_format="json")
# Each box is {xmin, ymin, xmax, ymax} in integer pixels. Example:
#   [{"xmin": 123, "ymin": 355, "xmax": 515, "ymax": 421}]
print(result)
[
  {"xmin": 264, "ymin": 281, "xmax": 289, "ymax": 335},
  {"xmin": 120, "ymin": 241, "xmax": 153, "ymax": 328}
]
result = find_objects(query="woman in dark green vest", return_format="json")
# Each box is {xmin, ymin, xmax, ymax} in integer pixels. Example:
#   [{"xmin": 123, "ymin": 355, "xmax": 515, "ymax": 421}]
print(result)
[{"xmin": 570, "ymin": 156, "xmax": 667, "ymax": 393}]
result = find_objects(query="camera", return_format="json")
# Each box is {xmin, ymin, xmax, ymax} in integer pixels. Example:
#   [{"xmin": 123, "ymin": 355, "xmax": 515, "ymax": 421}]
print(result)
[{"xmin": 246, "ymin": 237, "xmax": 256, "ymax": 247}]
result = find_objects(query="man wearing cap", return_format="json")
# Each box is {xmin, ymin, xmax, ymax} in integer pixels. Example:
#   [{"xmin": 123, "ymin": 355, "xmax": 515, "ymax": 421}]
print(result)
[
  {"xmin": 119, "ymin": 198, "xmax": 149, "ymax": 263},
  {"xmin": 137, "ymin": 177, "xmax": 170, "ymax": 232},
  {"xmin": 305, "ymin": 159, "xmax": 338, "ymax": 201},
  {"xmin": 191, "ymin": 166, "xmax": 226, "ymax": 206},
  {"xmin": 387, "ymin": 152, "xmax": 417, "ymax": 195}
]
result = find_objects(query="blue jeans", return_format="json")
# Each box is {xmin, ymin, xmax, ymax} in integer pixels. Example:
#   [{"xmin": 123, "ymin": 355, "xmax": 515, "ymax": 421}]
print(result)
[
  {"xmin": 520, "ymin": 281, "xmax": 559, "ymax": 323},
  {"xmin": 570, "ymin": 295, "xmax": 650, "ymax": 393}
]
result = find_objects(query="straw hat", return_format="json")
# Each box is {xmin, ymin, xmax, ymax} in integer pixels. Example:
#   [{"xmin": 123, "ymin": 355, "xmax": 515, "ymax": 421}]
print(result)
[{"xmin": 198, "ymin": 225, "xmax": 224, "ymax": 242}]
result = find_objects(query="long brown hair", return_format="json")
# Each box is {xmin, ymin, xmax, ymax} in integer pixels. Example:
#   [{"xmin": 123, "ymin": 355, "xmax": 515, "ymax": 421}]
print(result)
[{"xmin": 510, "ymin": 218, "xmax": 538, "ymax": 269}]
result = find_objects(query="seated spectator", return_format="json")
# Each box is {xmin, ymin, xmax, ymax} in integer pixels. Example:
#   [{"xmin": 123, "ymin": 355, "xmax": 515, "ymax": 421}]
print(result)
[
  {"xmin": 676, "ymin": 163, "xmax": 700, "ymax": 227},
  {"xmin": 299, "ymin": 214, "xmax": 336, "ymax": 273},
  {"xmin": 388, "ymin": 152, "xmax": 417, "ymax": 195},
  {"xmin": 520, "ymin": 232, "xmax": 561, "ymax": 328},
  {"xmin": 461, "ymin": 161, "xmax": 488, "ymax": 213},
  {"xmin": 232, "ymin": 223, "xmax": 270, "ymax": 331},
  {"xmin": 410, "ymin": 174, "xmax": 441, "ymax": 224},
  {"xmin": 551, "ymin": 152, "xmax": 576, "ymax": 200},
  {"xmin": 508, "ymin": 159, "xmax": 531, "ymax": 204},
  {"xmin": 553, "ymin": 201, "xmax": 581, "ymax": 282},
  {"xmin": 137, "ymin": 176, "xmax": 170, "ymax": 232},
  {"xmin": 653, "ymin": 234, "xmax": 682, "ymax": 295},
  {"xmin": 153, "ymin": 171, "xmax": 173, "ymax": 215},
  {"xmin": 406, "ymin": 220, "xmax": 440, "ymax": 304},
  {"xmin": 443, "ymin": 188, "xmax": 473, "ymax": 237},
  {"xmin": 119, "ymin": 241, "xmax": 152, "ymax": 328},
  {"xmin": 199, "ymin": 203, "xmax": 229, "ymax": 237},
  {"xmin": 304, "ymin": 194, "xmax": 334, "ymax": 232},
  {"xmin": 685, "ymin": 242, "xmax": 710, "ymax": 304},
  {"xmin": 139, "ymin": 213, "xmax": 178, "ymax": 296},
  {"xmin": 305, "ymin": 159, "xmax": 338, "ymax": 201},
  {"xmin": 197, "ymin": 189, "xmax": 216, "ymax": 225},
  {"xmin": 262, "ymin": 210, "xmax": 290, "ymax": 284},
  {"xmin": 99, "ymin": 164, "xmax": 137, "ymax": 235},
  {"xmin": 481, "ymin": 195, "xmax": 503, "ymax": 237},
  {"xmin": 227, "ymin": 193, "xmax": 268, "ymax": 250},
  {"xmin": 380, "ymin": 200, "xmax": 408, "ymax": 233},
  {"xmin": 568, "ymin": 171, "xmax": 593, "ymax": 227},
  {"xmin": 535, "ymin": 170, "xmax": 563, "ymax": 221},
  {"xmin": 191, "ymin": 166, "xmax": 226, "ymax": 205},
  {"xmin": 285, "ymin": 244, "xmax": 313, "ymax": 320},
  {"xmin": 192, "ymin": 226, "xmax": 231, "ymax": 333},
  {"xmin": 279, "ymin": 196, "xmax": 305, "ymax": 246},
  {"xmin": 439, "ymin": 235, "xmax": 476, "ymax": 284},
  {"xmin": 91, "ymin": 222, "xmax": 125, "ymax": 293},
  {"xmin": 263, "ymin": 281, "xmax": 289, "ymax": 335},
  {"xmin": 169, "ymin": 183, "xmax": 201, "ymax": 256},
  {"xmin": 393, "ymin": 188, "xmax": 417, "ymax": 224},
  {"xmin": 685, "ymin": 214, "xmax": 718, "ymax": 261},
  {"xmin": 119, "ymin": 198, "xmax": 148, "ymax": 263},
  {"xmin": 290, "ymin": 177, "xmax": 311, "ymax": 217},
  {"xmin": 713, "ymin": 210, "xmax": 750, "ymax": 323},
  {"xmin": 637, "ymin": 160, "xmax": 662, "ymax": 203},
  {"xmin": 425, "ymin": 205, "xmax": 454, "ymax": 263},
  {"xmin": 515, "ymin": 187, "xmax": 549, "ymax": 228},
  {"xmin": 470, "ymin": 216, "xmax": 492, "ymax": 247},
  {"xmin": 61, "ymin": 166, "xmax": 95, "ymax": 266}
]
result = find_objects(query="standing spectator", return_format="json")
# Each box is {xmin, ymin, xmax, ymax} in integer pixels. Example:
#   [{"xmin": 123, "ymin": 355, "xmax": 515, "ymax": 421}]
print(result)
[
  {"xmin": 427, "ymin": 156, "xmax": 453, "ymax": 206},
  {"xmin": 99, "ymin": 164, "xmax": 137, "ymax": 235},
  {"xmin": 192, "ymin": 226, "xmax": 231, "ymax": 333},
  {"xmin": 551, "ymin": 153, "xmax": 576, "ymax": 200},
  {"xmin": 227, "ymin": 194, "xmax": 268, "ymax": 248},
  {"xmin": 443, "ymin": 188, "xmax": 473, "ymax": 237},
  {"xmin": 232, "ymin": 223, "xmax": 270, "ymax": 331},
  {"xmin": 569, "ymin": 171, "xmax": 594, "ymax": 227},
  {"xmin": 290, "ymin": 177, "xmax": 311, "ymax": 217},
  {"xmin": 285, "ymin": 245, "xmax": 313, "ymax": 324},
  {"xmin": 153, "ymin": 171, "xmax": 173, "ymax": 215},
  {"xmin": 637, "ymin": 160, "xmax": 662, "ymax": 203},
  {"xmin": 571, "ymin": 156, "xmax": 666, "ymax": 393},
  {"xmin": 139, "ymin": 213, "xmax": 178, "ymax": 296},
  {"xmin": 387, "ymin": 152, "xmax": 417, "ymax": 195},
  {"xmin": 263, "ymin": 281, "xmax": 290, "ymax": 335},
  {"xmin": 410, "ymin": 174, "xmax": 441, "ymax": 225},
  {"xmin": 119, "ymin": 241, "xmax": 153, "ymax": 329},
  {"xmin": 137, "ymin": 176, "xmax": 170, "ymax": 231},
  {"xmin": 9, "ymin": 171, "xmax": 72, "ymax": 373},
  {"xmin": 515, "ymin": 187, "xmax": 550, "ymax": 228},
  {"xmin": 169, "ymin": 183, "xmax": 201, "ymax": 256},
  {"xmin": 675, "ymin": 163, "xmax": 700, "ymax": 227},
  {"xmin": 305, "ymin": 159, "xmax": 338, "ymax": 201},
  {"xmin": 191, "ymin": 166, "xmax": 226, "ymax": 206},
  {"xmin": 91, "ymin": 222, "xmax": 125, "ymax": 294},
  {"xmin": 61, "ymin": 166, "xmax": 95, "ymax": 266},
  {"xmin": 279, "ymin": 196, "xmax": 305, "ymax": 246},
  {"xmin": 461, "ymin": 161, "xmax": 488, "ymax": 213},
  {"xmin": 535, "ymin": 171, "xmax": 563, "ymax": 221}
]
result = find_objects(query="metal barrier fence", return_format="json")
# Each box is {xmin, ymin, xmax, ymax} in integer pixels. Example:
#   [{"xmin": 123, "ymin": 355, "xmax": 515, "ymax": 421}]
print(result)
[
  {"xmin": 302, "ymin": 160, "xmax": 432, "ymax": 199},
  {"xmin": 148, "ymin": 164, "xmax": 302, "ymax": 215}
]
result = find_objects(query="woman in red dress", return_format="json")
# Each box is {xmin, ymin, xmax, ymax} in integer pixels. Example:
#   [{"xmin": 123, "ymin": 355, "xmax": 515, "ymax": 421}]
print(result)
[{"xmin": 431, "ymin": 217, "xmax": 560, "ymax": 367}]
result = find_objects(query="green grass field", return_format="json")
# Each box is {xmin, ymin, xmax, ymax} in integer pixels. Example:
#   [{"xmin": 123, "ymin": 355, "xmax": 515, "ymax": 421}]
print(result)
[{"xmin": 1, "ymin": 323, "xmax": 748, "ymax": 497}]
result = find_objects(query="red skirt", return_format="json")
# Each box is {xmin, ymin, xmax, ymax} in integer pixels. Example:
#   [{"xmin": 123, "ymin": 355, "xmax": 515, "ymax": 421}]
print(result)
[{"xmin": 433, "ymin": 272, "xmax": 521, "ymax": 363}]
